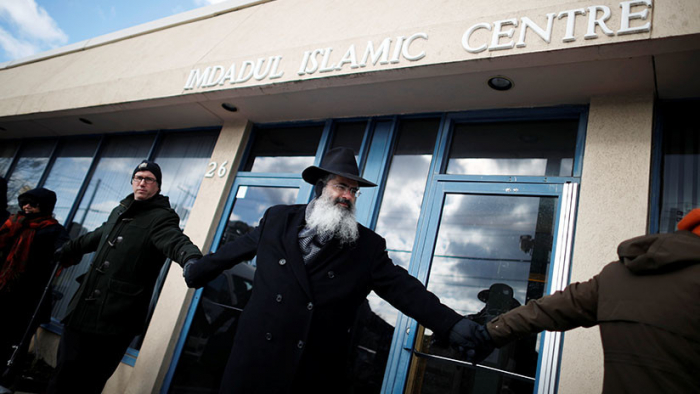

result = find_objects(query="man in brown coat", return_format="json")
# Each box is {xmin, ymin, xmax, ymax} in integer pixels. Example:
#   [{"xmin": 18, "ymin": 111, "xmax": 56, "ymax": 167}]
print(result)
[{"xmin": 456, "ymin": 209, "xmax": 700, "ymax": 393}]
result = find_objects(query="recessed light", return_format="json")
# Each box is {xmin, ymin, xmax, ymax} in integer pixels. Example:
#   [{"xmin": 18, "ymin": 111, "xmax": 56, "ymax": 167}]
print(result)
[
  {"xmin": 487, "ymin": 76, "xmax": 514, "ymax": 91},
  {"xmin": 221, "ymin": 103, "xmax": 238, "ymax": 112}
]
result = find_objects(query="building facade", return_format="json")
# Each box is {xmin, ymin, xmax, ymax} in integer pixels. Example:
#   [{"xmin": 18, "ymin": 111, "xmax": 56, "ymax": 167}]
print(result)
[{"xmin": 1, "ymin": 0, "xmax": 698, "ymax": 393}]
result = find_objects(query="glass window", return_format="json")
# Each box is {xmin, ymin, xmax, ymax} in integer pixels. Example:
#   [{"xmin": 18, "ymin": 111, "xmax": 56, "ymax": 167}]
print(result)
[
  {"xmin": 407, "ymin": 193, "xmax": 556, "ymax": 394},
  {"xmin": 6, "ymin": 140, "xmax": 56, "ymax": 213},
  {"xmin": 52, "ymin": 135, "xmax": 155, "ymax": 322},
  {"xmin": 153, "ymin": 130, "xmax": 219, "ymax": 228},
  {"xmin": 657, "ymin": 101, "xmax": 700, "ymax": 233},
  {"xmin": 0, "ymin": 140, "xmax": 19, "ymax": 177},
  {"xmin": 242, "ymin": 125, "xmax": 324, "ymax": 173},
  {"xmin": 350, "ymin": 118, "xmax": 440, "ymax": 393},
  {"xmin": 168, "ymin": 185, "xmax": 298, "ymax": 394},
  {"xmin": 130, "ymin": 130, "xmax": 219, "ymax": 350},
  {"xmin": 42, "ymin": 138, "xmax": 100, "ymax": 225},
  {"xmin": 331, "ymin": 121, "xmax": 366, "ymax": 153},
  {"xmin": 447, "ymin": 119, "xmax": 578, "ymax": 177}
]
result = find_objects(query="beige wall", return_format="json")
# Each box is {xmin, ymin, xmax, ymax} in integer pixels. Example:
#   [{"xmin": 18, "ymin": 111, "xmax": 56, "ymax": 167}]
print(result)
[
  {"xmin": 558, "ymin": 93, "xmax": 654, "ymax": 392},
  {"xmin": 2, "ymin": 0, "xmax": 693, "ymax": 119},
  {"xmin": 100, "ymin": 119, "xmax": 251, "ymax": 394}
]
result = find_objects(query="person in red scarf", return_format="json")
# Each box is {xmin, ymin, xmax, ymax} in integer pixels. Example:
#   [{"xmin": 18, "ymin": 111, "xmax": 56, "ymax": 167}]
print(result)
[{"xmin": 0, "ymin": 187, "xmax": 68, "ymax": 390}]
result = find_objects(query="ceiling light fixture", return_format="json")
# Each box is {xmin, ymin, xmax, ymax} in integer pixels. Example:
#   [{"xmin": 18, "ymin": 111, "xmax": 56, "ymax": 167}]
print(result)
[
  {"xmin": 221, "ymin": 103, "xmax": 238, "ymax": 112},
  {"xmin": 487, "ymin": 76, "xmax": 514, "ymax": 91}
]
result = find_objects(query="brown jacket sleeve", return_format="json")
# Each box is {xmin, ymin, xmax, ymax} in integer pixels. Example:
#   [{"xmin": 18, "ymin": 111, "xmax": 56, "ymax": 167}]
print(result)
[{"xmin": 486, "ymin": 275, "xmax": 600, "ymax": 347}]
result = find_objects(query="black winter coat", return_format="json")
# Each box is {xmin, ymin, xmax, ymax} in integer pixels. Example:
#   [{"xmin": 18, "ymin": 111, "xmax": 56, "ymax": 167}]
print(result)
[
  {"xmin": 61, "ymin": 193, "xmax": 202, "ymax": 336},
  {"xmin": 189, "ymin": 204, "xmax": 462, "ymax": 393}
]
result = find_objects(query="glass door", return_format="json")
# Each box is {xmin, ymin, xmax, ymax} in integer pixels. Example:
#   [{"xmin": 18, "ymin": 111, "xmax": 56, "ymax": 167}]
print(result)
[
  {"xmin": 164, "ymin": 178, "xmax": 304, "ymax": 394},
  {"xmin": 390, "ymin": 181, "xmax": 577, "ymax": 394}
]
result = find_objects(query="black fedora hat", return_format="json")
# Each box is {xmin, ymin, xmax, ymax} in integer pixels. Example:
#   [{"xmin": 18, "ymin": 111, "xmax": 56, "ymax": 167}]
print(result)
[{"xmin": 302, "ymin": 147, "xmax": 377, "ymax": 187}]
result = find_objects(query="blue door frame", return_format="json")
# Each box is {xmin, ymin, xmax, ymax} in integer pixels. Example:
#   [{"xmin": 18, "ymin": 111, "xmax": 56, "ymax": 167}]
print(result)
[
  {"xmin": 161, "ymin": 106, "xmax": 585, "ymax": 393},
  {"xmin": 381, "ymin": 180, "xmax": 578, "ymax": 394}
]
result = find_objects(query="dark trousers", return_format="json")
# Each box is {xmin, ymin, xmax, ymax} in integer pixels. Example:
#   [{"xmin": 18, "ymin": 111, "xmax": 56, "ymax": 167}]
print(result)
[{"xmin": 47, "ymin": 327, "xmax": 133, "ymax": 394}]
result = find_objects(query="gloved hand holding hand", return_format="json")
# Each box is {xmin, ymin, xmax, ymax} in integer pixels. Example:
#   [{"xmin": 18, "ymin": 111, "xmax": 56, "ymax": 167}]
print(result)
[
  {"xmin": 183, "ymin": 257, "xmax": 223, "ymax": 289},
  {"xmin": 448, "ymin": 317, "xmax": 495, "ymax": 364},
  {"xmin": 54, "ymin": 246, "xmax": 78, "ymax": 267}
]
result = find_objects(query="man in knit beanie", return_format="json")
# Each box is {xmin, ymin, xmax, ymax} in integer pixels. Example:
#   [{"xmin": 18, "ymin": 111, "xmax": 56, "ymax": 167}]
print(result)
[{"xmin": 454, "ymin": 209, "xmax": 700, "ymax": 394}]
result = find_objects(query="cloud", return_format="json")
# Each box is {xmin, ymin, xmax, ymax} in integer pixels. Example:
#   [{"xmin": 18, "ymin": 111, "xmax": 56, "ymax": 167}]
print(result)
[
  {"xmin": 0, "ymin": 26, "xmax": 38, "ymax": 59},
  {"xmin": 194, "ymin": 0, "xmax": 229, "ymax": 6},
  {"xmin": 0, "ymin": 0, "xmax": 67, "ymax": 61}
]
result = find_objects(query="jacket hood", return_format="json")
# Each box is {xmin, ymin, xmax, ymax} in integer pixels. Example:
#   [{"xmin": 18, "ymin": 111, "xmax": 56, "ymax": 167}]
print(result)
[
  {"xmin": 18, "ymin": 187, "xmax": 57, "ymax": 215},
  {"xmin": 617, "ymin": 231, "xmax": 700, "ymax": 274}
]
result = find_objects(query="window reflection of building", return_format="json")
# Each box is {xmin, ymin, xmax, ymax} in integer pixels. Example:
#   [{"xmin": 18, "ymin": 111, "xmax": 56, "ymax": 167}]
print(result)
[
  {"xmin": 408, "ymin": 194, "xmax": 556, "ymax": 393},
  {"xmin": 656, "ymin": 100, "xmax": 700, "ymax": 234},
  {"xmin": 167, "ymin": 186, "xmax": 298, "ymax": 393}
]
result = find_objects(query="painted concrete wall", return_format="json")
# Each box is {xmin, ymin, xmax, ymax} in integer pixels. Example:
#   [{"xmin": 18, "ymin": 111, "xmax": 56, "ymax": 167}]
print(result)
[
  {"xmin": 560, "ymin": 93, "xmax": 653, "ymax": 392},
  {"xmin": 1, "ymin": 0, "xmax": 692, "ymax": 119}
]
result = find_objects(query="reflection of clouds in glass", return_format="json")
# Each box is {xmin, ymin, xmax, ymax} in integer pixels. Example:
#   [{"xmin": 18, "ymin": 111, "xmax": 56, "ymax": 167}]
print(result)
[
  {"xmin": 229, "ymin": 187, "xmax": 297, "ymax": 226},
  {"xmin": 426, "ymin": 194, "xmax": 556, "ymax": 315},
  {"xmin": 375, "ymin": 155, "xmax": 432, "ymax": 253},
  {"xmin": 447, "ymin": 158, "xmax": 547, "ymax": 176},
  {"xmin": 559, "ymin": 158, "xmax": 574, "ymax": 176},
  {"xmin": 371, "ymin": 153, "xmax": 433, "ymax": 331},
  {"xmin": 251, "ymin": 156, "xmax": 315, "ymax": 173},
  {"xmin": 367, "ymin": 291, "xmax": 398, "ymax": 327}
]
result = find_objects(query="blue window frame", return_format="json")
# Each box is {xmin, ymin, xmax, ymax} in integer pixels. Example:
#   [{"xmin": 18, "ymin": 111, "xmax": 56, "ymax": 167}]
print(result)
[
  {"xmin": 163, "ymin": 106, "xmax": 587, "ymax": 394},
  {"xmin": 2, "ymin": 128, "xmax": 219, "ymax": 367}
]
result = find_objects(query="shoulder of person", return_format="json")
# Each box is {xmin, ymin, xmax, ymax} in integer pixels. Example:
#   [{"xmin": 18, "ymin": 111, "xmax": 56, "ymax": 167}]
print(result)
[
  {"xmin": 266, "ymin": 204, "xmax": 305, "ymax": 217},
  {"xmin": 356, "ymin": 223, "xmax": 385, "ymax": 246}
]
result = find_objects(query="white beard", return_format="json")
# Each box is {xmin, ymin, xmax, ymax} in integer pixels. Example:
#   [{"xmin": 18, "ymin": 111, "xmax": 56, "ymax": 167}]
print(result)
[{"xmin": 306, "ymin": 191, "xmax": 359, "ymax": 245}]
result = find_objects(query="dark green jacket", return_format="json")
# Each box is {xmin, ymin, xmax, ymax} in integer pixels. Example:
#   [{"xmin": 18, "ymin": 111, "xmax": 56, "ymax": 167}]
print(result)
[{"xmin": 62, "ymin": 193, "xmax": 202, "ymax": 335}]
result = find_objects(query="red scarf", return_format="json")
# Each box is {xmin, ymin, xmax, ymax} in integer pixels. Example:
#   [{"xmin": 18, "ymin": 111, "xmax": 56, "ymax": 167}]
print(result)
[{"xmin": 0, "ymin": 213, "xmax": 59, "ymax": 291}]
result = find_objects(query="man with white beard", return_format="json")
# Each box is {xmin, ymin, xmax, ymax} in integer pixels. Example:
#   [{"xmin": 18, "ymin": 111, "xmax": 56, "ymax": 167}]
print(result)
[{"xmin": 184, "ymin": 147, "xmax": 490, "ymax": 394}]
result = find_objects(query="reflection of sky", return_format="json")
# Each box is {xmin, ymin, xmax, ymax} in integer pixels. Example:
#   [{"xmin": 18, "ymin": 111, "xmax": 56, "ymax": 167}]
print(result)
[
  {"xmin": 448, "ymin": 158, "xmax": 546, "ymax": 176},
  {"xmin": 427, "ymin": 194, "xmax": 555, "ymax": 315},
  {"xmin": 250, "ymin": 156, "xmax": 315, "ymax": 174},
  {"xmin": 43, "ymin": 157, "xmax": 93, "ymax": 224},
  {"xmin": 6, "ymin": 157, "xmax": 49, "ymax": 212},
  {"xmin": 370, "ymin": 154, "xmax": 433, "ymax": 326},
  {"xmin": 229, "ymin": 186, "xmax": 298, "ymax": 226},
  {"xmin": 447, "ymin": 157, "xmax": 575, "ymax": 177}
]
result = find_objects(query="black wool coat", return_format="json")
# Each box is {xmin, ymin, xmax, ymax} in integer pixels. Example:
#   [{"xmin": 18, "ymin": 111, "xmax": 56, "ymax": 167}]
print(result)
[
  {"xmin": 61, "ymin": 193, "xmax": 202, "ymax": 336},
  {"xmin": 189, "ymin": 204, "xmax": 462, "ymax": 394}
]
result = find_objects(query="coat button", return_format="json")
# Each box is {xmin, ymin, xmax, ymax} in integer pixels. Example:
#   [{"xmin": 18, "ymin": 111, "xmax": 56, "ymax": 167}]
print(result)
[
  {"xmin": 297, "ymin": 340, "xmax": 304, "ymax": 349},
  {"xmin": 327, "ymin": 271, "xmax": 335, "ymax": 279},
  {"xmin": 278, "ymin": 258, "xmax": 286, "ymax": 266},
  {"xmin": 266, "ymin": 333, "xmax": 272, "ymax": 341},
  {"xmin": 307, "ymin": 302, "xmax": 313, "ymax": 311},
  {"xmin": 93, "ymin": 289, "xmax": 101, "ymax": 297},
  {"xmin": 276, "ymin": 294, "xmax": 283, "ymax": 303},
  {"xmin": 102, "ymin": 261, "xmax": 110, "ymax": 269}
]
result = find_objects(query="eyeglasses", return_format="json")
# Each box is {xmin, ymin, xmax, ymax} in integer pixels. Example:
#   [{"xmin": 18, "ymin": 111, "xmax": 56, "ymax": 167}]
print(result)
[
  {"xmin": 132, "ymin": 176, "xmax": 157, "ymax": 185},
  {"xmin": 330, "ymin": 183, "xmax": 361, "ymax": 198}
]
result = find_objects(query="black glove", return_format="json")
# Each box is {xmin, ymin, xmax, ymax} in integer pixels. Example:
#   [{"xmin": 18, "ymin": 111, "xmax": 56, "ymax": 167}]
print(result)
[
  {"xmin": 54, "ymin": 246, "xmax": 65, "ymax": 262},
  {"xmin": 183, "ymin": 257, "xmax": 225, "ymax": 289},
  {"xmin": 448, "ymin": 317, "xmax": 495, "ymax": 364},
  {"xmin": 54, "ymin": 246, "xmax": 76, "ymax": 267}
]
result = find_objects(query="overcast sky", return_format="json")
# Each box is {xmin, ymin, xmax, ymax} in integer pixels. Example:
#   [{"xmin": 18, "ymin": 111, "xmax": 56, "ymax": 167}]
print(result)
[{"xmin": 0, "ymin": 0, "xmax": 227, "ymax": 64}]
